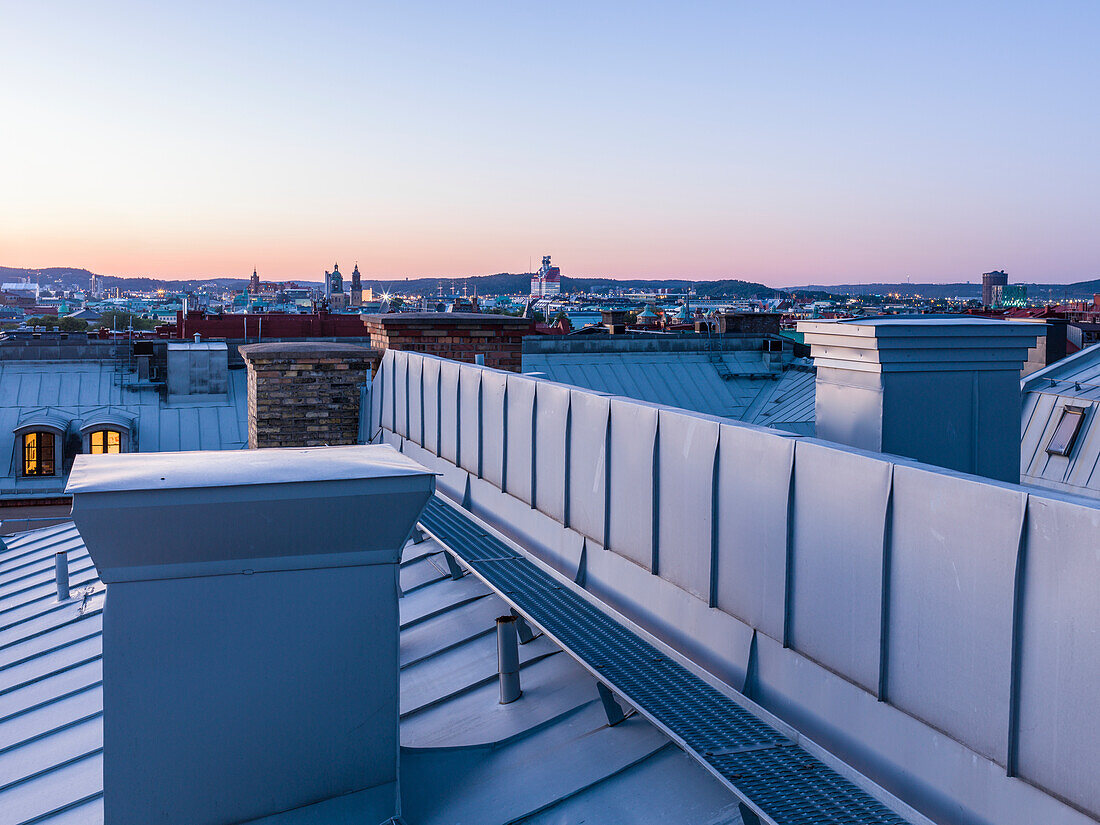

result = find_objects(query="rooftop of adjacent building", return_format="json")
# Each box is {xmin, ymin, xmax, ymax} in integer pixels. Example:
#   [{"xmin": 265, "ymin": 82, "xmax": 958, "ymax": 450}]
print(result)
[{"xmin": 522, "ymin": 332, "xmax": 815, "ymax": 433}]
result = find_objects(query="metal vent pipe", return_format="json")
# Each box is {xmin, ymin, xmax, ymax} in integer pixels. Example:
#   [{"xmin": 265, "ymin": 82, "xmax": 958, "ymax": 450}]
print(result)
[
  {"xmin": 496, "ymin": 615, "xmax": 522, "ymax": 704},
  {"xmin": 55, "ymin": 550, "xmax": 69, "ymax": 600}
]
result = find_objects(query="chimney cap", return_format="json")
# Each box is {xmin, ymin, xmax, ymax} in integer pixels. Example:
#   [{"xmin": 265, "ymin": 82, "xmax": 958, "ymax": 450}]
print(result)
[
  {"xmin": 66, "ymin": 443, "xmax": 428, "ymax": 495},
  {"xmin": 67, "ymin": 445, "xmax": 435, "ymax": 582},
  {"xmin": 797, "ymin": 316, "xmax": 1041, "ymax": 372},
  {"xmin": 239, "ymin": 341, "xmax": 379, "ymax": 361},
  {"xmin": 798, "ymin": 315, "xmax": 1041, "ymax": 338}
]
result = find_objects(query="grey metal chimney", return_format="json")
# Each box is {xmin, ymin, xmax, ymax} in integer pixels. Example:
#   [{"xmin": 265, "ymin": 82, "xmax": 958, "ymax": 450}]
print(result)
[
  {"xmin": 798, "ymin": 317, "xmax": 1040, "ymax": 483},
  {"xmin": 67, "ymin": 444, "xmax": 435, "ymax": 825}
]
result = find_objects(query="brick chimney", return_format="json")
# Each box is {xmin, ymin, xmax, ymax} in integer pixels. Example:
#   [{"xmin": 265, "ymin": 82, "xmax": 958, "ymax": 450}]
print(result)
[
  {"xmin": 67, "ymin": 445, "xmax": 435, "ymax": 825},
  {"xmin": 362, "ymin": 312, "xmax": 532, "ymax": 371},
  {"xmin": 239, "ymin": 341, "xmax": 380, "ymax": 448}
]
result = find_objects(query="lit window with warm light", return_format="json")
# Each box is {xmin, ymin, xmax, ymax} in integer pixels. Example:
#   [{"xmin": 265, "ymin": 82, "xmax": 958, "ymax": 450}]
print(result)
[
  {"xmin": 22, "ymin": 432, "xmax": 56, "ymax": 476},
  {"xmin": 89, "ymin": 429, "xmax": 123, "ymax": 454}
]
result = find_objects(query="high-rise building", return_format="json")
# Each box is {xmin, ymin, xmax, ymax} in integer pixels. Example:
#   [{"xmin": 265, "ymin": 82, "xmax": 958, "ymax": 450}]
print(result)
[
  {"xmin": 981, "ymin": 270, "xmax": 1008, "ymax": 307},
  {"xmin": 530, "ymin": 255, "xmax": 561, "ymax": 297},
  {"xmin": 248, "ymin": 268, "xmax": 260, "ymax": 295}
]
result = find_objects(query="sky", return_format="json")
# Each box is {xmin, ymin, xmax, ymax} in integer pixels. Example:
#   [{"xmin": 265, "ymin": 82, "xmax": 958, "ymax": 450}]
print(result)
[{"xmin": 1, "ymin": 1, "xmax": 1098, "ymax": 286}]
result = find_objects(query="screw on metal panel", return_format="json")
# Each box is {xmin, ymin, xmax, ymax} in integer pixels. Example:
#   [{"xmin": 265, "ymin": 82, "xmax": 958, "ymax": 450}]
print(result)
[
  {"xmin": 496, "ymin": 615, "xmax": 522, "ymax": 704},
  {"xmin": 54, "ymin": 551, "xmax": 69, "ymax": 601}
]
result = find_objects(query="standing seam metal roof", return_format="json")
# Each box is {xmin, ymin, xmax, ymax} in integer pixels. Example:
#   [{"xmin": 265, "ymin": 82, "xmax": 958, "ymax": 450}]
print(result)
[
  {"xmin": 521, "ymin": 352, "xmax": 815, "ymax": 434},
  {"xmin": 0, "ymin": 362, "xmax": 247, "ymax": 498},
  {"xmin": 1, "ymin": 523, "xmax": 746, "ymax": 825}
]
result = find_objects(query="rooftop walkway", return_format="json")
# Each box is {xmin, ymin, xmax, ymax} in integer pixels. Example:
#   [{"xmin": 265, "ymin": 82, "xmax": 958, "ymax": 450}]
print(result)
[{"xmin": 418, "ymin": 494, "xmax": 915, "ymax": 825}]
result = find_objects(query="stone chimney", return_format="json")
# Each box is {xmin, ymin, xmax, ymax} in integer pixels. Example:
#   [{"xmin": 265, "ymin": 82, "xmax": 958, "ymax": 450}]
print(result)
[
  {"xmin": 239, "ymin": 342, "xmax": 380, "ymax": 448},
  {"xmin": 798, "ymin": 317, "xmax": 1040, "ymax": 483},
  {"xmin": 67, "ymin": 445, "xmax": 435, "ymax": 825}
]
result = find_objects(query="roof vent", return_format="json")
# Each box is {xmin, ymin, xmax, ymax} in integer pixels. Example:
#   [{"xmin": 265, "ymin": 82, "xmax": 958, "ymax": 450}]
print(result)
[
  {"xmin": 798, "ymin": 317, "xmax": 1040, "ymax": 482},
  {"xmin": 68, "ymin": 445, "xmax": 435, "ymax": 825},
  {"xmin": 166, "ymin": 340, "xmax": 228, "ymax": 400}
]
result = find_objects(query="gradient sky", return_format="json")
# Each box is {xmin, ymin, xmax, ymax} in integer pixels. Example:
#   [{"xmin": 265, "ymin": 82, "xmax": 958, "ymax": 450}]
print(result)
[{"xmin": 2, "ymin": 1, "xmax": 1098, "ymax": 285}]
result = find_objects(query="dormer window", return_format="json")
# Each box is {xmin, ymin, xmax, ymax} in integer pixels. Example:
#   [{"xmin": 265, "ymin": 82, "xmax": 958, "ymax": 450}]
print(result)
[
  {"xmin": 79, "ymin": 413, "xmax": 135, "ymax": 455},
  {"xmin": 13, "ymin": 415, "xmax": 69, "ymax": 479},
  {"xmin": 89, "ymin": 429, "xmax": 122, "ymax": 454},
  {"xmin": 22, "ymin": 431, "xmax": 56, "ymax": 476}
]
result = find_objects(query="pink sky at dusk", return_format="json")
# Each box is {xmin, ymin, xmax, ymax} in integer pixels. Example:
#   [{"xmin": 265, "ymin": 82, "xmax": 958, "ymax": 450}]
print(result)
[{"xmin": 2, "ymin": 2, "xmax": 1097, "ymax": 286}]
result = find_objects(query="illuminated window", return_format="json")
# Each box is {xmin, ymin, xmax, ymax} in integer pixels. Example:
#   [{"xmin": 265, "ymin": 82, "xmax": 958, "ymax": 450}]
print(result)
[
  {"xmin": 1046, "ymin": 406, "xmax": 1087, "ymax": 456},
  {"xmin": 22, "ymin": 432, "xmax": 56, "ymax": 476},
  {"xmin": 89, "ymin": 429, "xmax": 122, "ymax": 454}
]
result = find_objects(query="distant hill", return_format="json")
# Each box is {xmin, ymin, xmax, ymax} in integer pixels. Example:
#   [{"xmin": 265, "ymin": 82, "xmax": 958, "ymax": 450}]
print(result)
[
  {"xmin": 784, "ymin": 280, "xmax": 1100, "ymax": 300},
  {"xmin": 364, "ymin": 273, "xmax": 809, "ymax": 299},
  {"xmin": 0, "ymin": 266, "xmax": 99, "ymax": 285},
  {"xmin": 5, "ymin": 265, "xmax": 803, "ymax": 299},
  {"xmin": 0, "ymin": 267, "xmax": 310, "ymax": 292}
]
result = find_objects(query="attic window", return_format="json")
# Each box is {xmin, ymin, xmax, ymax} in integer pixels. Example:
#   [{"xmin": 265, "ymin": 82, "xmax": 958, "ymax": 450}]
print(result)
[
  {"xmin": 1046, "ymin": 406, "xmax": 1087, "ymax": 457},
  {"xmin": 89, "ymin": 429, "xmax": 122, "ymax": 454},
  {"xmin": 22, "ymin": 432, "xmax": 56, "ymax": 476}
]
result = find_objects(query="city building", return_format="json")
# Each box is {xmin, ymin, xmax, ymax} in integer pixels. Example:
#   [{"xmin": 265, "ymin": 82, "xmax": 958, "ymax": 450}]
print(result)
[
  {"xmin": 530, "ymin": 255, "xmax": 561, "ymax": 297},
  {"xmin": 350, "ymin": 262, "xmax": 363, "ymax": 307},
  {"xmin": 982, "ymin": 269, "xmax": 1008, "ymax": 306},
  {"xmin": 323, "ymin": 262, "xmax": 347, "ymax": 309}
]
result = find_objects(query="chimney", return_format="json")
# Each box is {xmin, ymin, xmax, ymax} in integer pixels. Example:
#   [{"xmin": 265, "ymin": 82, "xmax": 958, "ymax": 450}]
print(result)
[
  {"xmin": 798, "ymin": 317, "xmax": 1040, "ymax": 483},
  {"xmin": 717, "ymin": 311, "xmax": 781, "ymax": 335},
  {"xmin": 239, "ymin": 342, "xmax": 380, "ymax": 448},
  {"xmin": 67, "ymin": 445, "xmax": 435, "ymax": 825},
  {"xmin": 361, "ymin": 312, "xmax": 531, "ymax": 371},
  {"xmin": 166, "ymin": 341, "xmax": 228, "ymax": 401}
]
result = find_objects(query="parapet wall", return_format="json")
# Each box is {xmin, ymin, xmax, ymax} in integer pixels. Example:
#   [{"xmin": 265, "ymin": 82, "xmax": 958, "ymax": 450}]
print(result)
[{"xmin": 369, "ymin": 348, "xmax": 1100, "ymax": 825}]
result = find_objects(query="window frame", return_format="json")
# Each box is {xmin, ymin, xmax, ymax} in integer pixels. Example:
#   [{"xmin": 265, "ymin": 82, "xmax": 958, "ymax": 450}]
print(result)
[
  {"xmin": 88, "ymin": 428, "xmax": 124, "ymax": 455},
  {"xmin": 22, "ymin": 431, "xmax": 58, "ymax": 477}
]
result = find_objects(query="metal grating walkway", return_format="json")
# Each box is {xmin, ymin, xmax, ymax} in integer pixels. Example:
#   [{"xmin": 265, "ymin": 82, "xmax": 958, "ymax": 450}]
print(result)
[{"xmin": 418, "ymin": 496, "xmax": 913, "ymax": 825}]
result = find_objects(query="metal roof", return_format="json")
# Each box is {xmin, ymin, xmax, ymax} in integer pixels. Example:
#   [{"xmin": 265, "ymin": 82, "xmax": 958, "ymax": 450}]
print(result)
[
  {"xmin": 0, "ymin": 523, "xmax": 745, "ymax": 825},
  {"xmin": 0, "ymin": 523, "xmax": 105, "ymax": 825},
  {"xmin": 521, "ymin": 351, "xmax": 815, "ymax": 434},
  {"xmin": 1021, "ymin": 345, "xmax": 1100, "ymax": 497},
  {"xmin": 418, "ymin": 496, "xmax": 920, "ymax": 825},
  {"xmin": 0, "ymin": 361, "xmax": 247, "ymax": 499}
]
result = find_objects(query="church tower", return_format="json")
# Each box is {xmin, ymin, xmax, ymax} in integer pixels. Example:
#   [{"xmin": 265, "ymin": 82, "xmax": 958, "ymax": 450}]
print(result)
[{"xmin": 351, "ymin": 263, "xmax": 363, "ymax": 307}]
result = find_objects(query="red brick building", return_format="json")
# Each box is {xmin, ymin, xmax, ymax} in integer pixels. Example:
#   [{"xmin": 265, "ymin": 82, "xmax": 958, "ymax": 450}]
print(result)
[{"xmin": 161, "ymin": 310, "xmax": 370, "ymax": 339}]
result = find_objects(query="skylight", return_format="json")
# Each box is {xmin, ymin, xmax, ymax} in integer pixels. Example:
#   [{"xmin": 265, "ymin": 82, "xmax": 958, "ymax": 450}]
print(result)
[{"xmin": 1046, "ymin": 406, "xmax": 1087, "ymax": 456}]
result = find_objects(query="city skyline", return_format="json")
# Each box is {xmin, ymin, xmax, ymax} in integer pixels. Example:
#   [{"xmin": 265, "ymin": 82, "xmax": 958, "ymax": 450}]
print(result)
[{"xmin": 2, "ymin": 1, "xmax": 1098, "ymax": 286}]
